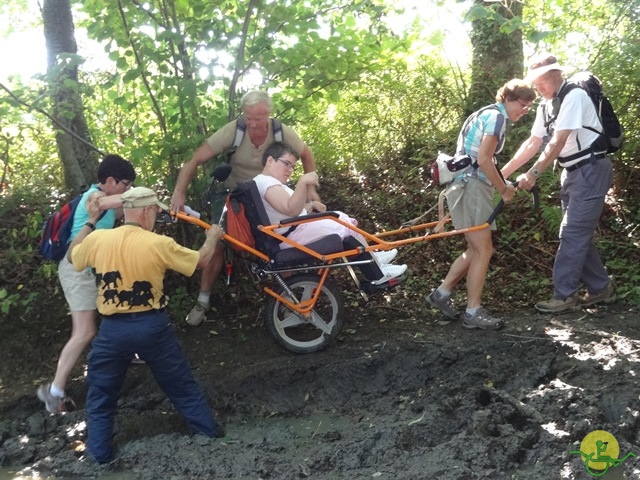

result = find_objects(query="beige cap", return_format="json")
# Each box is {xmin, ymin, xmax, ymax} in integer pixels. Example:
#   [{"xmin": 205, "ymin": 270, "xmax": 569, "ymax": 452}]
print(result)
[
  {"xmin": 121, "ymin": 187, "xmax": 169, "ymax": 210},
  {"xmin": 524, "ymin": 53, "xmax": 564, "ymax": 82}
]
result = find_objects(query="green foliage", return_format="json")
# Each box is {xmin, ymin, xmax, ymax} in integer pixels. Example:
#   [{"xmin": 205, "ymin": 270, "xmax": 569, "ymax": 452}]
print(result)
[
  {"xmin": 300, "ymin": 57, "xmax": 464, "ymax": 174},
  {"xmin": 59, "ymin": 0, "xmax": 408, "ymax": 189},
  {"xmin": 0, "ymin": 185, "xmax": 64, "ymax": 323},
  {"xmin": 1, "ymin": 0, "xmax": 640, "ymax": 324}
]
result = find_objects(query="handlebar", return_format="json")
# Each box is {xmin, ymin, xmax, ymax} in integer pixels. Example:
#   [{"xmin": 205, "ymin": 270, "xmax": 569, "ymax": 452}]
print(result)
[{"xmin": 486, "ymin": 182, "xmax": 539, "ymax": 225}]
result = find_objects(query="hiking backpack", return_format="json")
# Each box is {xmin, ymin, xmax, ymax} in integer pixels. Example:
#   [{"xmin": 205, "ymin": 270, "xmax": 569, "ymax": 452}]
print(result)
[
  {"xmin": 38, "ymin": 192, "xmax": 105, "ymax": 262},
  {"xmin": 206, "ymin": 117, "xmax": 285, "ymax": 217},
  {"xmin": 544, "ymin": 72, "xmax": 624, "ymax": 158},
  {"xmin": 231, "ymin": 117, "xmax": 284, "ymax": 151},
  {"xmin": 213, "ymin": 117, "xmax": 284, "ymax": 180}
]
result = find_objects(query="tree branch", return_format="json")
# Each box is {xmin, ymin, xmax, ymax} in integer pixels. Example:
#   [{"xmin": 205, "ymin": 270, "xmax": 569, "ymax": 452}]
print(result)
[
  {"xmin": 117, "ymin": 0, "xmax": 167, "ymax": 133},
  {"xmin": 229, "ymin": 0, "xmax": 258, "ymax": 120},
  {"xmin": 0, "ymin": 82, "xmax": 105, "ymax": 157}
]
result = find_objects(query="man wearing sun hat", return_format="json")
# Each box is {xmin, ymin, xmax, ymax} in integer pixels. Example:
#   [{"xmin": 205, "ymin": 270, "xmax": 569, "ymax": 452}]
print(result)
[
  {"xmin": 69, "ymin": 186, "xmax": 226, "ymax": 464},
  {"xmin": 501, "ymin": 53, "xmax": 616, "ymax": 313}
]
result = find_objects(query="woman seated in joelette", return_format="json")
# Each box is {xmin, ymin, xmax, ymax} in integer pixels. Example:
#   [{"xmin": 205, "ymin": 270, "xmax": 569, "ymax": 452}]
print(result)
[{"xmin": 253, "ymin": 141, "xmax": 407, "ymax": 285}]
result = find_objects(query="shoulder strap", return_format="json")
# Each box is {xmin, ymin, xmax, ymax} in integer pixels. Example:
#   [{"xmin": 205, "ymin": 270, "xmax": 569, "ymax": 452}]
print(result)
[
  {"xmin": 231, "ymin": 117, "xmax": 283, "ymax": 149},
  {"xmin": 544, "ymin": 82, "xmax": 579, "ymax": 131},
  {"xmin": 232, "ymin": 117, "xmax": 246, "ymax": 149},
  {"xmin": 271, "ymin": 118, "xmax": 283, "ymax": 142},
  {"xmin": 456, "ymin": 105, "xmax": 502, "ymax": 159}
]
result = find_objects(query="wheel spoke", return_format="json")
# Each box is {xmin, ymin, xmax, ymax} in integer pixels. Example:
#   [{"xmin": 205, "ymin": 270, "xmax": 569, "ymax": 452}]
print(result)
[
  {"xmin": 277, "ymin": 310, "xmax": 305, "ymax": 329},
  {"xmin": 309, "ymin": 310, "xmax": 333, "ymax": 334}
]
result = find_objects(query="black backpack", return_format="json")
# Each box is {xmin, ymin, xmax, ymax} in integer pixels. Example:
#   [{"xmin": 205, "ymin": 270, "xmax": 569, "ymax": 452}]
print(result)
[{"xmin": 544, "ymin": 72, "xmax": 623, "ymax": 159}]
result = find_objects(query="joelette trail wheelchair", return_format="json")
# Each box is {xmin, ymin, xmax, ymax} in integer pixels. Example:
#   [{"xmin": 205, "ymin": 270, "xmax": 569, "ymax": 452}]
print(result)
[{"xmin": 173, "ymin": 180, "xmax": 534, "ymax": 354}]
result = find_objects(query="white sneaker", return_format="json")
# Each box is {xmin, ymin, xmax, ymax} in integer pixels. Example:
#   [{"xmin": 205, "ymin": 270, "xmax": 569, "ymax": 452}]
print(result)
[
  {"xmin": 371, "ymin": 264, "xmax": 407, "ymax": 285},
  {"xmin": 373, "ymin": 248, "xmax": 398, "ymax": 265},
  {"xmin": 186, "ymin": 301, "xmax": 209, "ymax": 326}
]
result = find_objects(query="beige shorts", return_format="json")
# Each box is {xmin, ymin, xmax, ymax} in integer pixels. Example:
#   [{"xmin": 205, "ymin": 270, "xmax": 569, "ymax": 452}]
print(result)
[
  {"xmin": 446, "ymin": 177, "xmax": 497, "ymax": 231},
  {"xmin": 58, "ymin": 256, "xmax": 98, "ymax": 311}
]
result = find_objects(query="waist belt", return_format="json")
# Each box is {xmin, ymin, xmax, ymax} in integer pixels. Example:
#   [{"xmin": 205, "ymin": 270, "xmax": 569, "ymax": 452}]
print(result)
[
  {"xmin": 564, "ymin": 153, "xmax": 606, "ymax": 172},
  {"xmin": 103, "ymin": 309, "xmax": 165, "ymax": 320}
]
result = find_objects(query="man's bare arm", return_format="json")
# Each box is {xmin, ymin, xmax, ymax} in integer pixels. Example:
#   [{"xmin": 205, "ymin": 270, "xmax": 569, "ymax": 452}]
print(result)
[{"xmin": 171, "ymin": 142, "xmax": 217, "ymax": 212}]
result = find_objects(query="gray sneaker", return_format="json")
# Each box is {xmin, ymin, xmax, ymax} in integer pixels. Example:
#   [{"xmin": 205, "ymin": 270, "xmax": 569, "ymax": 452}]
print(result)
[
  {"xmin": 186, "ymin": 301, "xmax": 209, "ymax": 326},
  {"xmin": 462, "ymin": 307, "xmax": 503, "ymax": 330},
  {"xmin": 37, "ymin": 383, "xmax": 76, "ymax": 413},
  {"xmin": 426, "ymin": 290, "xmax": 459, "ymax": 320}
]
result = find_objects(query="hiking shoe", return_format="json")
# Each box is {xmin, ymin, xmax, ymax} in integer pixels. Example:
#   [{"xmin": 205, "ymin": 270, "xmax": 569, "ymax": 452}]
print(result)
[
  {"xmin": 214, "ymin": 424, "xmax": 226, "ymax": 438},
  {"xmin": 426, "ymin": 290, "xmax": 459, "ymax": 320},
  {"xmin": 580, "ymin": 282, "xmax": 616, "ymax": 307},
  {"xmin": 371, "ymin": 264, "xmax": 408, "ymax": 285},
  {"xmin": 373, "ymin": 248, "xmax": 398, "ymax": 265},
  {"xmin": 535, "ymin": 295, "xmax": 580, "ymax": 313},
  {"xmin": 37, "ymin": 383, "xmax": 76, "ymax": 413},
  {"xmin": 186, "ymin": 301, "xmax": 209, "ymax": 326},
  {"xmin": 462, "ymin": 307, "xmax": 503, "ymax": 330}
]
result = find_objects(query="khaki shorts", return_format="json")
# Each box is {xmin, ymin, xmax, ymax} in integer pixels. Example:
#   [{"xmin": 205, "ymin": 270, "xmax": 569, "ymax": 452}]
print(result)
[
  {"xmin": 446, "ymin": 177, "xmax": 497, "ymax": 231},
  {"xmin": 58, "ymin": 256, "xmax": 98, "ymax": 311}
]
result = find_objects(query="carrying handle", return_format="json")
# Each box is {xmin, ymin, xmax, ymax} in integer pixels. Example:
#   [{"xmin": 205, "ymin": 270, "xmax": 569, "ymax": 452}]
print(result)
[{"xmin": 486, "ymin": 182, "xmax": 540, "ymax": 225}]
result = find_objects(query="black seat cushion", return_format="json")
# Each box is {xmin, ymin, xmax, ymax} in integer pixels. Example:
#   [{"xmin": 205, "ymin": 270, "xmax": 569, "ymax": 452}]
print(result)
[{"xmin": 272, "ymin": 234, "xmax": 344, "ymax": 266}]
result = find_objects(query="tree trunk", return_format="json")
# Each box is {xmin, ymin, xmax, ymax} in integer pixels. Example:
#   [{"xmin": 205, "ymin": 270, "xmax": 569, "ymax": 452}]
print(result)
[
  {"xmin": 42, "ymin": 0, "xmax": 99, "ymax": 194},
  {"xmin": 467, "ymin": 0, "xmax": 524, "ymax": 116}
]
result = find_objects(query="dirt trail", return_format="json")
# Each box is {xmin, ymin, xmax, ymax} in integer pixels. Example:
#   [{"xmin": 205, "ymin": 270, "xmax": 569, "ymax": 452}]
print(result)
[{"xmin": 1, "ymin": 299, "xmax": 639, "ymax": 479}]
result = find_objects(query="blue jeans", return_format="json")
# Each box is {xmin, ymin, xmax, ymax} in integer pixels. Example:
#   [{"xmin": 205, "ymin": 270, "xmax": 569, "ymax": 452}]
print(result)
[
  {"xmin": 553, "ymin": 157, "xmax": 614, "ymax": 299},
  {"xmin": 86, "ymin": 310, "xmax": 219, "ymax": 463}
]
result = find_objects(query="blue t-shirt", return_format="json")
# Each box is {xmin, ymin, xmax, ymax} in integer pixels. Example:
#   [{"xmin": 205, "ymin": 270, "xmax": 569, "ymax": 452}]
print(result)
[
  {"xmin": 458, "ymin": 103, "xmax": 507, "ymax": 160},
  {"xmin": 68, "ymin": 184, "xmax": 117, "ymax": 243},
  {"xmin": 455, "ymin": 103, "xmax": 507, "ymax": 184}
]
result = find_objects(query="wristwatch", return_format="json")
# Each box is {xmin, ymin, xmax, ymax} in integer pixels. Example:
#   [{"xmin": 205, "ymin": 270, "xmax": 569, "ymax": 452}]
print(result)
[{"xmin": 530, "ymin": 167, "xmax": 540, "ymax": 178}]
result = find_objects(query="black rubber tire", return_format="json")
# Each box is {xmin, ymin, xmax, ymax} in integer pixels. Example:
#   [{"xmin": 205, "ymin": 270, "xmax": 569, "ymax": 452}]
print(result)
[{"xmin": 264, "ymin": 273, "xmax": 344, "ymax": 354}]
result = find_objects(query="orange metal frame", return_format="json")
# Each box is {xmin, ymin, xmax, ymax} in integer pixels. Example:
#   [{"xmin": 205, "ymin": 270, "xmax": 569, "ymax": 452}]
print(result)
[{"xmin": 171, "ymin": 210, "xmax": 490, "ymax": 316}]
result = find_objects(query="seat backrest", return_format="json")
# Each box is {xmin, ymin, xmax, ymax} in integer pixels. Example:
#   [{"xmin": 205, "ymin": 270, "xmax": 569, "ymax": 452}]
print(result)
[{"xmin": 230, "ymin": 180, "xmax": 282, "ymax": 256}]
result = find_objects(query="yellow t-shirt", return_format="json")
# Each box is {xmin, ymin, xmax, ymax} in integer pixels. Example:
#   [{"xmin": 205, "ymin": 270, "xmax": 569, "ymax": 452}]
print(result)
[
  {"xmin": 206, "ymin": 119, "xmax": 306, "ymax": 188},
  {"xmin": 71, "ymin": 224, "xmax": 199, "ymax": 315}
]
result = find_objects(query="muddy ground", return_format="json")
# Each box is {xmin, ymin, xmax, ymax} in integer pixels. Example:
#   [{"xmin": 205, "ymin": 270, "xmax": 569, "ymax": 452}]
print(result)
[{"xmin": 1, "ymin": 283, "xmax": 639, "ymax": 479}]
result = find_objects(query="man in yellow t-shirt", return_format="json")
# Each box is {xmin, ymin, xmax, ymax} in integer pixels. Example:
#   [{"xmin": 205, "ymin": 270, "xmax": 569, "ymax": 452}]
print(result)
[{"xmin": 70, "ymin": 187, "xmax": 224, "ymax": 464}]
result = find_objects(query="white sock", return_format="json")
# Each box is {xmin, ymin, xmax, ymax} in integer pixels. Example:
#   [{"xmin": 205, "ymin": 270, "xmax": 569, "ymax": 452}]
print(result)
[
  {"xmin": 466, "ymin": 307, "xmax": 479, "ymax": 317},
  {"xmin": 50, "ymin": 383, "xmax": 65, "ymax": 398},
  {"xmin": 197, "ymin": 292, "xmax": 210, "ymax": 305},
  {"xmin": 436, "ymin": 287, "xmax": 451, "ymax": 298}
]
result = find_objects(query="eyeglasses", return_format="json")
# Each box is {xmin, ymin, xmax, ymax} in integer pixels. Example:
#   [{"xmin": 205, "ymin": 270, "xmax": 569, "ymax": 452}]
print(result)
[
  {"xmin": 116, "ymin": 178, "xmax": 133, "ymax": 188},
  {"xmin": 517, "ymin": 100, "xmax": 533, "ymax": 111},
  {"xmin": 532, "ymin": 77, "xmax": 553, "ymax": 89},
  {"xmin": 275, "ymin": 157, "xmax": 296, "ymax": 170}
]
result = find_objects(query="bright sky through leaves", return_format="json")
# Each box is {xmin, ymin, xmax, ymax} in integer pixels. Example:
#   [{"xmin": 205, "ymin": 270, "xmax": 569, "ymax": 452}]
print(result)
[{"xmin": 0, "ymin": 0, "xmax": 471, "ymax": 83}]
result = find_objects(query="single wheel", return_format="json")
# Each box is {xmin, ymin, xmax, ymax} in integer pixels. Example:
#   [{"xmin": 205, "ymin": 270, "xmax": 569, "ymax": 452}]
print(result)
[{"xmin": 264, "ymin": 273, "xmax": 344, "ymax": 354}]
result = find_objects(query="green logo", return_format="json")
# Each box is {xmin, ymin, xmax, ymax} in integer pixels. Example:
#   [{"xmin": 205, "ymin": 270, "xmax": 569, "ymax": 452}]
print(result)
[{"xmin": 570, "ymin": 430, "xmax": 636, "ymax": 477}]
